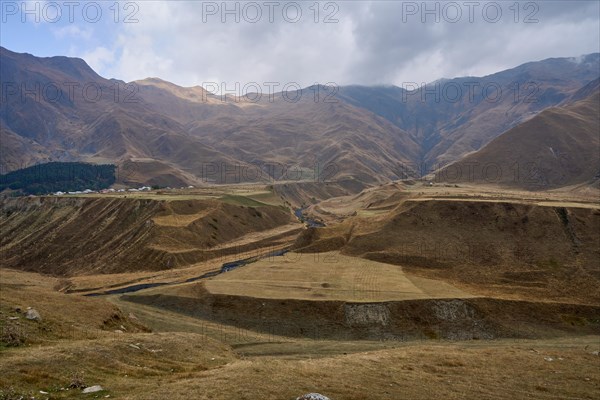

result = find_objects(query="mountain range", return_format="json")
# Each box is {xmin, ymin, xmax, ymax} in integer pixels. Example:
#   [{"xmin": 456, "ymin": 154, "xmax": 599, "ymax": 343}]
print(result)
[{"xmin": 1, "ymin": 46, "xmax": 598, "ymax": 189}]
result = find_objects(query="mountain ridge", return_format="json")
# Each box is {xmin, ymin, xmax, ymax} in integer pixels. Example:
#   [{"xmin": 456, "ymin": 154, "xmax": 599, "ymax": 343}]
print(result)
[{"xmin": 1, "ymin": 46, "xmax": 598, "ymax": 189}]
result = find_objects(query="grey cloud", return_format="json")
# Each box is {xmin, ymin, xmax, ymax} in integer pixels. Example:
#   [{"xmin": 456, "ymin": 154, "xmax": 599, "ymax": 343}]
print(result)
[
  {"xmin": 341, "ymin": 1, "xmax": 599, "ymax": 85},
  {"xmin": 84, "ymin": 1, "xmax": 599, "ymax": 89}
]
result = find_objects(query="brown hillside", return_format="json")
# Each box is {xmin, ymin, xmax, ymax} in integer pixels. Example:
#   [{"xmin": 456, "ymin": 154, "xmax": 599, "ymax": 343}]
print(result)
[
  {"xmin": 438, "ymin": 81, "xmax": 599, "ymax": 189},
  {"xmin": 293, "ymin": 199, "xmax": 600, "ymax": 304},
  {"xmin": 0, "ymin": 196, "xmax": 294, "ymax": 275},
  {"xmin": 0, "ymin": 47, "xmax": 247, "ymax": 186},
  {"xmin": 3, "ymin": 47, "xmax": 599, "ymax": 187},
  {"xmin": 186, "ymin": 89, "xmax": 421, "ymax": 185}
]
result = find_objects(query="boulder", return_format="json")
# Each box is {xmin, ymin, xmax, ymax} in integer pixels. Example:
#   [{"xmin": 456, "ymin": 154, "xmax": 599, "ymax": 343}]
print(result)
[
  {"xmin": 296, "ymin": 394, "xmax": 331, "ymax": 400},
  {"xmin": 25, "ymin": 308, "xmax": 41, "ymax": 321},
  {"xmin": 82, "ymin": 385, "xmax": 104, "ymax": 393}
]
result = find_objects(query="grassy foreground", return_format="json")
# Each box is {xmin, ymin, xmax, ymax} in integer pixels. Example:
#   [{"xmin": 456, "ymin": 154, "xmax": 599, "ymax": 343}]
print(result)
[{"xmin": 1, "ymin": 268, "xmax": 599, "ymax": 400}]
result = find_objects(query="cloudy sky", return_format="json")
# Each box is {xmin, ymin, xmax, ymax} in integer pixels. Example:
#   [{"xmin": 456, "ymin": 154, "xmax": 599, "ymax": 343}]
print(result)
[{"xmin": 2, "ymin": 1, "xmax": 599, "ymax": 89}]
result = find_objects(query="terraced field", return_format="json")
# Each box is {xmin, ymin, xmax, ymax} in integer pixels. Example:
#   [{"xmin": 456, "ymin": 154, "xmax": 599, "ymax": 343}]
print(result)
[{"xmin": 205, "ymin": 251, "xmax": 473, "ymax": 302}]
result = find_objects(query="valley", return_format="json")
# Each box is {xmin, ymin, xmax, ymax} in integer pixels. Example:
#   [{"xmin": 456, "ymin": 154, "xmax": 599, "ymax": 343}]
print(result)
[
  {"xmin": 1, "ymin": 180, "xmax": 599, "ymax": 399},
  {"xmin": 1, "ymin": 36, "xmax": 599, "ymax": 399}
]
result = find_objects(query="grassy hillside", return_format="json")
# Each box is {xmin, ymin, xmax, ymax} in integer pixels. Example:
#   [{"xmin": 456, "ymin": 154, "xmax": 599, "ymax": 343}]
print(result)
[
  {"xmin": 3, "ymin": 268, "xmax": 598, "ymax": 399},
  {"xmin": 293, "ymin": 199, "xmax": 600, "ymax": 304},
  {"xmin": 0, "ymin": 195, "xmax": 295, "ymax": 275}
]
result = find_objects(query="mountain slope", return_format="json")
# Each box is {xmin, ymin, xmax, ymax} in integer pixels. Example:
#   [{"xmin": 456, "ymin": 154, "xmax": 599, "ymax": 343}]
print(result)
[
  {"xmin": 184, "ymin": 87, "xmax": 422, "ymax": 184},
  {"xmin": 0, "ymin": 195, "xmax": 294, "ymax": 275},
  {"xmin": 438, "ymin": 79, "xmax": 600, "ymax": 189},
  {"xmin": 0, "ymin": 48, "xmax": 421, "ymax": 185},
  {"xmin": 0, "ymin": 47, "xmax": 245, "ymax": 185},
  {"xmin": 1, "ymin": 47, "xmax": 598, "ymax": 188},
  {"xmin": 338, "ymin": 54, "xmax": 600, "ymax": 167},
  {"xmin": 292, "ymin": 198, "xmax": 600, "ymax": 304}
]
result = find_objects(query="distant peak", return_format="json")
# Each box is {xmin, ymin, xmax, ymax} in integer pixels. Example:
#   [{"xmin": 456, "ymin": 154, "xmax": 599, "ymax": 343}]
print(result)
[
  {"xmin": 135, "ymin": 77, "xmax": 205, "ymax": 91},
  {"xmin": 136, "ymin": 77, "xmax": 169, "ymax": 84},
  {"xmin": 1, "ymin": 46, "xmax": 101, "ymax": 81},
  {"xmin": 133, "ymin": 76, "xmax": 212, "ymax": 103}
]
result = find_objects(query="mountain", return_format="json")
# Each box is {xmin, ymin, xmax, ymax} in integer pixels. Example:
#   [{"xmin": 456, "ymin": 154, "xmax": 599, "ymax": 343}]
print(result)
[
  {"xmin": 0, "ymin": 48, "xmax": 420, "ymax": 186},
  {"xmin": 436, "ymin": 78, "xmax": 600, "ymax": 189},
  {"xmin": 183, "ymin": 86, "xmax": 421, "ymax": 184},
  {"xmin": 131, "ymin": 78, "xmax": 423, "ymax": 184},
  {"xmin": 0, "ymin": 47, "xmax": 247, "ymax": 186},
  {"xmin": 1, "ymin": 47, "xmax": 599, "ymax": 188},
  {"xmin": 338, "ymin": 54, "xmax": 600, "ymax": 168}
]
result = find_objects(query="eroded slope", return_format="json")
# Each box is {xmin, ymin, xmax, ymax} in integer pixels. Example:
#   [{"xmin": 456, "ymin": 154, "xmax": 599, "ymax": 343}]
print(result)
[{"xmin": 0, "ymin": 196, "xmax": 295, "ymax": 275}]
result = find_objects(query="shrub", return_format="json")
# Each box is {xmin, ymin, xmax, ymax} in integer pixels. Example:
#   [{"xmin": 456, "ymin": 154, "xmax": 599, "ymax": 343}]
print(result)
[
  {"xmin": 69, "ymin": 371, "xmax": 86, "ymax": 389},
  {"xmin": 0, "ymin": 324, "xmax": 27, "ymax": 347}
]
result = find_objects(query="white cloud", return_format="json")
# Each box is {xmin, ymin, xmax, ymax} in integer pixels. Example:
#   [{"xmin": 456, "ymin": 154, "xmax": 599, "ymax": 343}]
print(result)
[
  {"xmin": 80, "ymin": 46, "xmax": 115, "ymax": 74},
  {"xmin": 52, "ymin": 25, "xmax": 92, "ymax": 40},
  {"xmin": 70, "ymin": 1, "xmax": 599, "ymax": 88}
]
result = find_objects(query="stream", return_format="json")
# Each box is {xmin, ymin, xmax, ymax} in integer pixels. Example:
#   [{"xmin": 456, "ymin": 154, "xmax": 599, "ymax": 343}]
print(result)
[
  {"xmin": 84, "ymin": 248, "xmax": 290, "ymax": 296},
  {"xmin": 84, "ymin": 208, "xmax": 323, "ymax": 296},
  {"xmin": 294, "ymin": 208, "xmax": 325, "ymax": 228}
]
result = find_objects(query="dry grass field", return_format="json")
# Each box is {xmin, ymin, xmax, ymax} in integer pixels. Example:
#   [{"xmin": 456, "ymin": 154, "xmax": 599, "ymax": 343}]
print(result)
[
  {"xmin": 311, "ymin": 181, "xmax": 600, "ymax": 223},
  {"xmin": 0, "ymin": 187, "xmax": 296, "ymax": 275},
  {"xmin": 1, "ymin": 268, "xmax": 599, "ymax": 400},
  {"xmin": 205, "ymin": 251, "xmax": 474, "ymax": 302},
  {"xmin": 294, "ymin": 183, "xmax": 600, "ymax": 306},
  {"xmin": 1, "ymin": 182, "xmax": 599, "ymax": 399}
]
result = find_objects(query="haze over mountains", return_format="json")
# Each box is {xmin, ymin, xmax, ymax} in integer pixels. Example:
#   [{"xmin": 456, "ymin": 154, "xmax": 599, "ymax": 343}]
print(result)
[{"xmin": 1, "ymin": 46, "xmax": 598, "ymax": 189}]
